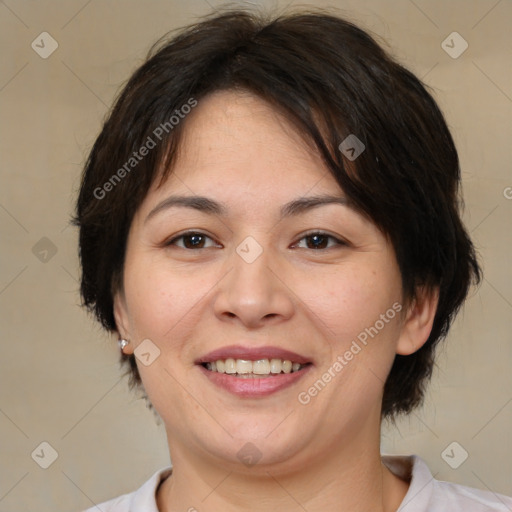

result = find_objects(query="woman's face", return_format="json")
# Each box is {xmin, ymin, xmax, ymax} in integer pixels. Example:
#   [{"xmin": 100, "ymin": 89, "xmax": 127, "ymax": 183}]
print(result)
[{"xmin": 114, "ymin": 90, "xmax": 422, "ymax": 471}]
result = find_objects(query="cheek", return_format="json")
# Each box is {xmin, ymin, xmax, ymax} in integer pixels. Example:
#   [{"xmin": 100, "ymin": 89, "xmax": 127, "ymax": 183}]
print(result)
[
  {"xmin": 294, "ymin": 262, "xmax": 402, "ymax": 345},
  {"xmin": 123, "ymin": 256, "xmax": 210, "ymax": 340}
]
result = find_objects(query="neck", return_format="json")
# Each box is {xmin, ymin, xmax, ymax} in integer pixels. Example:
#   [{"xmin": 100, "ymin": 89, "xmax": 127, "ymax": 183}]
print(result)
[{"xmin": 157, "ymin": 420, "xmax": 408, "ymax": 512}]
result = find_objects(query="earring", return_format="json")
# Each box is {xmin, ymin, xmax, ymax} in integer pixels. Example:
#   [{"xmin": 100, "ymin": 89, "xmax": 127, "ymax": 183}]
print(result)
[{"xmin": 118, "ymin": 339, "xmax": 130, "ymax": 350}]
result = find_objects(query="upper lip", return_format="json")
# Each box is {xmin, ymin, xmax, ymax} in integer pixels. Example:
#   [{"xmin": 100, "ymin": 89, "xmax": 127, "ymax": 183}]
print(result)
[{"xmin": 196, "ymin": 345, "xmax": 312, "ymax": 365}]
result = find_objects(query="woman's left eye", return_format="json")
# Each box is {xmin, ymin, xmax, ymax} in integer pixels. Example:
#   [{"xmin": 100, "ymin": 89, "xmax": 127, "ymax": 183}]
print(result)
[{"xmin": 293, "ymin": 232, "xmax": 347, "ymax": 250}]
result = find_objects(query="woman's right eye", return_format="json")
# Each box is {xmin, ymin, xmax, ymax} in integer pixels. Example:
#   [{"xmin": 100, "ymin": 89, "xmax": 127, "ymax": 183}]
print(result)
[{"xmin": 164, "ymin": 231, "xmax": 219, "ymax": 250}]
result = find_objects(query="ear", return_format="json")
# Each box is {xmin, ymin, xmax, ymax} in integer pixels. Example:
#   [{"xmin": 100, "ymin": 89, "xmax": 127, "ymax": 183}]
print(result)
[
  {"xmin": 113, "ymin": 291, "xmax": 135, "ymax": 355},
  {"xmin": 396, "ymin": 286, "xmax": 439, "ymax": 356}
]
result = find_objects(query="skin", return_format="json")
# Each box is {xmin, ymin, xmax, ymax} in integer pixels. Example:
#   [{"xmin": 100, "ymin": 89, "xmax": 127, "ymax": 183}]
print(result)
[{"xmin": 114, "ymin": 90, "xmax": 438, "ymax": 511}]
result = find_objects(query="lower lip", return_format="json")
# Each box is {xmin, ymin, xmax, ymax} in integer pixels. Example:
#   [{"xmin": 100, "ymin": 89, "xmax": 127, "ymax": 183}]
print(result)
[{"xmin": 198, "ymin": 365, "xmax": 312, "ymax": 397}]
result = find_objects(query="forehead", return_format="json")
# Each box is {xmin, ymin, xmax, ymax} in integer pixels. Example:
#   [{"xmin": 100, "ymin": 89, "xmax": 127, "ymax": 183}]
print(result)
[{"xmin": 147, "ymin": 90, "xmax": 343, "ymax": 204}]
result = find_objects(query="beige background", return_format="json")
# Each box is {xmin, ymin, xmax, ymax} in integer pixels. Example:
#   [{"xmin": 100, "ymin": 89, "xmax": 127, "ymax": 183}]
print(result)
[{"xmin": 0, "ymin": 0, "xmax": 511, "ymax": 510}]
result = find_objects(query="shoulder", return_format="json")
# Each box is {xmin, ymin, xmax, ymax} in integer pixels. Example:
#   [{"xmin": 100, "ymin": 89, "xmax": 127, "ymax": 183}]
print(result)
[
  {"xmin": 82, "ymin": 466, "xmax": 172, "ymax": 512},
  {"xmin": 383, "ymin": 454, "xmax": 512, "ymax": 512},
  {"xmin": 83, "ymin": 492, "xmax": 131, "ymax": 512},
  {"xmin": 430, "ymin": 478, "xmax": 512, "ymax": 512}
]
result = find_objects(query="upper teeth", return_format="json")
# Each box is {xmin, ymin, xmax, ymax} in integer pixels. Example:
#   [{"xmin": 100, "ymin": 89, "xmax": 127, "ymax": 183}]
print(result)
[{"xmin": 205, "ymin": 358, "xmax": 303, "ymax": 375}]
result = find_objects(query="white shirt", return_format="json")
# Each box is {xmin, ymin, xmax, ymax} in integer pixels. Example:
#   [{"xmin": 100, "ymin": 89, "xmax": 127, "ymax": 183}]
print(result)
[{"xmin": 84, "ymin": 455, "xmax": 512, "ymax": 511}]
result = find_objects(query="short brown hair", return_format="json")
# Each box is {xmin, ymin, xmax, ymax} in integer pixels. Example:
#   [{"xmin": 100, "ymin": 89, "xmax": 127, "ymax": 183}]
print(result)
[{"xmin": 74, "ymin": 8, "xmax": 481, "ymax": 419}]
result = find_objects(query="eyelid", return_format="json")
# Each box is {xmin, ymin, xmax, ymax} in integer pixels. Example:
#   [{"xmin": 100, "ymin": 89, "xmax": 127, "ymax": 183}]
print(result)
[
  {"xmin": 164, "ymin": 230, "xmax": 221, "ymax": 248},
  {"xmin": 292, "ymin": 230, "xmax": 349, "ymax": 249}
]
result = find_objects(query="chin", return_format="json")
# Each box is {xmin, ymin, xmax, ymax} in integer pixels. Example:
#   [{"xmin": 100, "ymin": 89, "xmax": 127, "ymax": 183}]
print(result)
[{"xmin": 193, "ymin": 422, "xmax": 314, "ymax": 471}]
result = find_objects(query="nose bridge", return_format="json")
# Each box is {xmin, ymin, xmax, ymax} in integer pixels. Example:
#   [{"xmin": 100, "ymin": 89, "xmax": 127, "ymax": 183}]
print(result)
[
  {"xmin": 234, "ymin": 236, "xmax": 272, "ymax": 290},
  {"xmin": 214, "ymin": 235, "xmax": 294, "ymax": 325}
]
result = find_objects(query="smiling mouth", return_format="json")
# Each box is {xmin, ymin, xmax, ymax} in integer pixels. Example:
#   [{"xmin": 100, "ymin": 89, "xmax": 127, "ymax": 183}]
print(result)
[{"xmin": 201, "ymin": 358, "xmax": 311, "ymax": 378}]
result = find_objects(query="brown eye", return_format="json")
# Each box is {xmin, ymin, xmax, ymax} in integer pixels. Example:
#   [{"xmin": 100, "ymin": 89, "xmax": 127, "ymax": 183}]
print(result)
[
  {"xmin": 294, "ymin": 232, "xmax": 347, "ymax": 250},
  {"xmin": 166, "ymin": 232, "xmax": 218, "ymax": 249}
]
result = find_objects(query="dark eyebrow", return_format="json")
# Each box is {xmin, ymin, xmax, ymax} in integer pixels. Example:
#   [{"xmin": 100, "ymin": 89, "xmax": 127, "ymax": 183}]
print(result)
[
  {"xmin": 145, "ymin": 196, "xmax": 225, "ymax": 223},
  {"xmin": 145, "ymin": 194, "xmax": 349, "ymax": 224},
  {"xmin": 280, "ymin": 194, "xmax": 349, "ymax": 217}
]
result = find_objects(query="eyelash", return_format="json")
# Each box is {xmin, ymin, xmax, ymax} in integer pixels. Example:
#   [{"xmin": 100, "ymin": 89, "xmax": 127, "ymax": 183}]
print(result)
[{"xmin": 164, "ymin": 230, "xmax": 348, "ymax": 250}]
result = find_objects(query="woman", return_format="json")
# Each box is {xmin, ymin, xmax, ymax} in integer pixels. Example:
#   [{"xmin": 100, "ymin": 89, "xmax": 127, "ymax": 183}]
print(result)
[{"xmin": 75, "ymin": 8, "xmax": 511, "ymax": 511}]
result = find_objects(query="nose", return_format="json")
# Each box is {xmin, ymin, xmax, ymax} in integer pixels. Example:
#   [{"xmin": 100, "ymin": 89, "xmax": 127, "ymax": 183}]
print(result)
[{"xmin": 213, "ymin": 241, "xmax": 295, "ymax": 329}]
